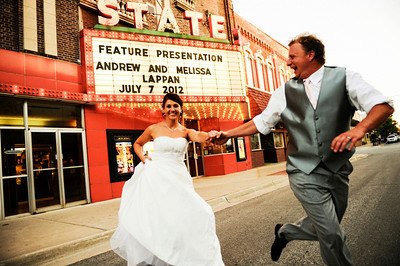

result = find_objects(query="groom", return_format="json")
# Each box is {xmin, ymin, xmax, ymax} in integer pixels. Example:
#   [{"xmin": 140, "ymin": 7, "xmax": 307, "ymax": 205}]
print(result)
[{"xmin": 213, "ymin": 33, "xmax": 393, "ymax": 265}]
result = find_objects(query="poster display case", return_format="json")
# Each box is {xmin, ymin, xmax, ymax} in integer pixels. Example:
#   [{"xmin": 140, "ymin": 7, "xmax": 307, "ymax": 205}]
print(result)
[{"xmin": 107, "ymin": 130, "xmax": 142, "ymax": 182}]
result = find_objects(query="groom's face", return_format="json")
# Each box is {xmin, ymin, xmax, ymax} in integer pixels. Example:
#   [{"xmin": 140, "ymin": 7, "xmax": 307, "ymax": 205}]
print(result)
[{"xmin": 287, "ymin": 42, "xmax": 315, "ymax": 79}]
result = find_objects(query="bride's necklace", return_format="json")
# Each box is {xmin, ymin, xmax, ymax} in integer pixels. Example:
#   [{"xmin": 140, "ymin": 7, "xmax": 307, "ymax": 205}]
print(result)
[{"xmin": 164, "ymin": 122, "xmax": 179, "ymax": 132}]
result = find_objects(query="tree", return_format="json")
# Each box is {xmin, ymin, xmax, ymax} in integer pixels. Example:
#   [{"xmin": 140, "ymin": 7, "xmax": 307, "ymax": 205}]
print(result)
[{"xmin": 373, "ymin": 115, "xmax": 399, "ymax": 139}]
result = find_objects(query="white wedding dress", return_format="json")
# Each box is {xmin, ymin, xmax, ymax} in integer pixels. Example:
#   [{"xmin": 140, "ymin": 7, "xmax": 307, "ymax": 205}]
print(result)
[{"xmin": 110, "ymin": 136, "xmax": 224, "ymax": 266}]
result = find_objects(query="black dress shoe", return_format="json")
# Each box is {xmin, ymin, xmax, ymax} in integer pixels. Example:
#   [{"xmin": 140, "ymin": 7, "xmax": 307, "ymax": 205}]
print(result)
[{"xmin": 271, "ymin": 223, "xmax": 289, "ymax": 261}]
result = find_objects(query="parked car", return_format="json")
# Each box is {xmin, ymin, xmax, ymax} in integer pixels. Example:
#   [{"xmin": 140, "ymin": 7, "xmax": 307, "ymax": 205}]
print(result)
[{"xmin": 386, "ymin": 133, "xmax": 399, "ymax": 143}]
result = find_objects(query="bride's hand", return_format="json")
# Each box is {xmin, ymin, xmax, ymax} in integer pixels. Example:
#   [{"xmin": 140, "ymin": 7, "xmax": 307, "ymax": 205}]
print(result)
[{"xmin": 207, "ymin": 130, "xmax": 219, "ymax": 139}]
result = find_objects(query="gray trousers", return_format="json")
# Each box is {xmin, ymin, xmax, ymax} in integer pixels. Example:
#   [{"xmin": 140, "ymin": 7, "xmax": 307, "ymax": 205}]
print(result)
[{"xmin": 279, "ymin": 165, "xmax": 353, "ymax": 266}]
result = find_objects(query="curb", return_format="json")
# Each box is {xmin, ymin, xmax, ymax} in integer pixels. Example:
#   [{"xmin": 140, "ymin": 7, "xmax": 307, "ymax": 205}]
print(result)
[
  {"xmin": 0, "ymin": 231, "xmax": 114, "ymax": 266},
  {"xmin": 208, "ymin": 175, "xmax": 289, "ymax": 212}
]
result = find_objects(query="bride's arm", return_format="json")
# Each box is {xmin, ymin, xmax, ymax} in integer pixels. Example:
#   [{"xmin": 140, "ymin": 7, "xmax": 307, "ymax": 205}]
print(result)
[
  {"xmin": 134, "ymin": 126, "xmax": 153, "ymax": 163},
  {"xmin": 187, "ymin": 129, "xmax": 218, "ymax": 143}
]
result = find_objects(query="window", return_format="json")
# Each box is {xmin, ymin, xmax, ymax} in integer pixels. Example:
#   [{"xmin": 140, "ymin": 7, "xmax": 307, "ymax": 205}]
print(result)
[
  {"xmin": 203, "ymin": 138, "xmax": 234, "ymax": 155},
  {"xmin": 273, "ymin": 132, "xmax": 284, "ymax": 148},
  {"xmin": 224, "ymin": 139, "xmax": 234, "ymax": 153},
  {"xmin": 244, "ymin": 51, "xmax": 254, "ymax": 87},
  {"xmin": 266, "ymin": 61, "xmax": 275, "ymax": 92},
  {"xmin": 0, "ymin": 97, "xmax": 24, "ymax": 126},
  {"xmin": 43, "ymin": 0, "xmax": 57, "ymax": 55},
  {"xmin": 256, "ymin": 57, "xmax": 265, "ymax": 90},
  {"xmin": 250, "ymin": 134, "xmax": 262, "ymax": 150},
  {"xmin": 175, "ymin": 0, "xmax": 195, "ymax": 10},
  {"xmin": 28, "ymin": 101, "xmax": 82, "ymax": 128},
  {"xmin": 23, "ymin": 0, "xmax": 38, "ymax": 52}
]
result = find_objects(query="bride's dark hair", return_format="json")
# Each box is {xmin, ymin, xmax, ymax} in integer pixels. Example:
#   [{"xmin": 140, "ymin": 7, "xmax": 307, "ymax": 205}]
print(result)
[{"xmin": 162, "ymin": 93, "xmax": 183, "ymax": 108}]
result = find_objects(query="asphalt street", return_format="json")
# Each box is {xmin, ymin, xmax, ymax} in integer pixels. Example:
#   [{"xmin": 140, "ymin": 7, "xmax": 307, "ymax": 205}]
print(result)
[{"xmin": 71, "ymin": 142, "xmax": 400, "ymax": 265}]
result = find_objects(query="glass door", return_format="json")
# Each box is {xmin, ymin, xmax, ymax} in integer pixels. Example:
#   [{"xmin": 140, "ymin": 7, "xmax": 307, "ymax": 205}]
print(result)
[
  {"xmin": 187, "ymin": 142, "xmax": 204, "ymax": 177},
  {"xmin": 195, "ymin": 142, "xmax": 204, "ymax": 176},
  {"xmin": 60, "ymin": 132, "xmax": 86, "ymax": 204},
  {"xmin": 30, "ymin": 130, "xmax": 87, "ymax": 212},
  {"xmin": 31, "ymin": 132, "xmax": 60, "ymax": 209},
  {"xmin": 1, "ymin": 129, "xmax": 29, "ymax": 217}
]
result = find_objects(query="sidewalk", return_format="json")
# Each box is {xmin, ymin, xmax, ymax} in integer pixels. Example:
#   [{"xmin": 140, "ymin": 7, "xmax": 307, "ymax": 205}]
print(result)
[{"xmin": 0, "ymin": 162, "xmax": 289, "ymax": 266}]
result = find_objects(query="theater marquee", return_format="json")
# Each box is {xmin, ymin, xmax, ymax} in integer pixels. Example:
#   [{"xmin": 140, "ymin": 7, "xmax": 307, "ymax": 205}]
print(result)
[{"xmin": 82, "ymin": 29, "xmax": 246, "ymax": 100}]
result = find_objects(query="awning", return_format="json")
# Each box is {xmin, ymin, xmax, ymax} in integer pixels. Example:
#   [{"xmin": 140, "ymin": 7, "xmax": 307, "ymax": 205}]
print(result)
[{"xmin": 246, "ymin": 88, "xmax": 272, "ymax": 118}]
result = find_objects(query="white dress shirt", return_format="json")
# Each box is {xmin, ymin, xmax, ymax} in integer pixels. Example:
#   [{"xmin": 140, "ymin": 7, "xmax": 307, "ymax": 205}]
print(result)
[{"xmin": 253, "ymin": 66, "xmax": 392, "ymax": 135}]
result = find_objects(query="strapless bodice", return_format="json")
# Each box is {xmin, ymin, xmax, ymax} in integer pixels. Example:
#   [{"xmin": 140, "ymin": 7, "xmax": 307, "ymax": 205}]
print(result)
[{"xmin": 151, "ymin": 136, "xmax": 188, "ymax": 162}]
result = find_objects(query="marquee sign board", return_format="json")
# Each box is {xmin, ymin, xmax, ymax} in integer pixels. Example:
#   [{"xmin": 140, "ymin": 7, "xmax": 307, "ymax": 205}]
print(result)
[
  {"xmin": 90, "ymin": 36, "xmax": 246, "ymax": 98},
  {"xmin": 84, "ymin": 30, "xmax": 246, "ymax": 101}
]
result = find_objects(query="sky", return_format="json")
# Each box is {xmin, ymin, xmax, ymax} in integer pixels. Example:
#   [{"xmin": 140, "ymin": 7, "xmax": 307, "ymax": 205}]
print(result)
[{"xmin": 232, "ymin": 0, "xmax": 400, "ymax": 123}]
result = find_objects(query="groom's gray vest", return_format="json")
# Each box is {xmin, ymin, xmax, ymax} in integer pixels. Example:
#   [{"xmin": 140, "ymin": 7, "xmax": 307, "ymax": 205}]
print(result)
[{"xmin": 281, "ymin": 67, "xmax": 356, "ymax": 174}]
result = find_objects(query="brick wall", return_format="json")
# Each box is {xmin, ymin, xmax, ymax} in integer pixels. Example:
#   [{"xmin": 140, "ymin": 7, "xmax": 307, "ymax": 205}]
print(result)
[
  {"xmin": 0, "ymin": 0, "xmax": 21, "ymax": 51},
  {"xmin": 56, "ymin": 0, "xmax": 81, "ymax": 63},
  {"xmin": 80, "ymin": 6, "xmax": 97, "ymax": 29},
  {"xmin": 37, "ymin": 0, "xmax": 44, "ymax": 54},
  {"xmin": 251, "ymin": 149, "xmax": 265, "ymax": 168},
  {"xmin": 0, "ymin": 0, "xmax": 80, "ymax": 64}
]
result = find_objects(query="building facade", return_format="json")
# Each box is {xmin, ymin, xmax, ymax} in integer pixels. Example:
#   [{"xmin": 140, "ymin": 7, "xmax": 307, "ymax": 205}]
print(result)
[
  {"xmin": 234, "ymin": 14, "xmax": 291, "ymax": 166},
  {"xmin": 0, "ymin": 0, "xmax": 289, "ymax": 219}
]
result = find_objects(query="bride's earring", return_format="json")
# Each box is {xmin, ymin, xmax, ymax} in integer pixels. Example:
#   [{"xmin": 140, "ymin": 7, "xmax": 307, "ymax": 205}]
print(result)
[{"xmin": 162, "ymin": 111, "xmax": 166, "ymax": 117}]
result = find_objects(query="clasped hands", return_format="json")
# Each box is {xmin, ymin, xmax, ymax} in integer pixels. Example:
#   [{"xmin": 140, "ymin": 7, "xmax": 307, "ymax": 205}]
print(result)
[{"xmin": 207, "ymin": 130, "xmax": 229, "ymax": 145}]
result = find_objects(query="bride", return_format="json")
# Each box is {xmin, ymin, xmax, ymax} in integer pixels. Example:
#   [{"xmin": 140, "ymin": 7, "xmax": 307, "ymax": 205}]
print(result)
[{"xmin": 110, "ymin": 93, "xmax": 224, "ymax": 266}]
